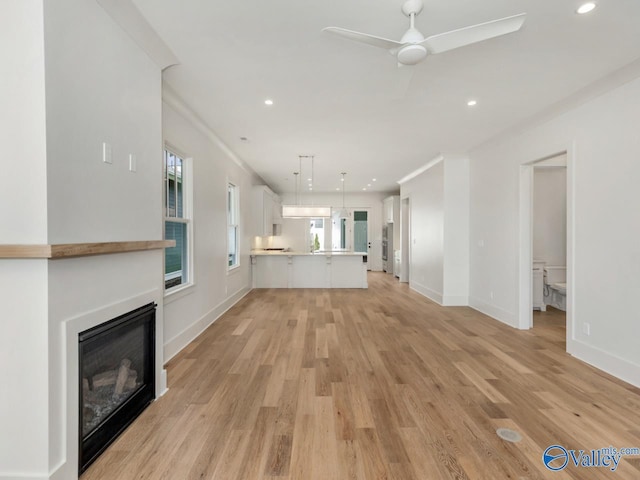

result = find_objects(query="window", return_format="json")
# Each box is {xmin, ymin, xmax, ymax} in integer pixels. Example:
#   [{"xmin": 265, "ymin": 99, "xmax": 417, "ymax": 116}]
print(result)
[
  {"xmin": 310, "ymin": 218, "xmax": 325, "ymax": 252},
  {"xmin": 164, "ymin": 148, "xmax": 191, "ymax": 290},
  {"xmin": 331, "ymin": 215, "xmax": 348, "ymax": 250},
  {"xmin": 228, "ymin": 182, "xmax": 239, "ymax": 269}
]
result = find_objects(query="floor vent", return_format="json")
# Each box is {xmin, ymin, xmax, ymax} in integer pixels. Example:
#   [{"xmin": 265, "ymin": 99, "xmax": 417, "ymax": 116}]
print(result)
[{"xmin": 496, "ymin": 428, "xmax": 523, "ymax": 443}]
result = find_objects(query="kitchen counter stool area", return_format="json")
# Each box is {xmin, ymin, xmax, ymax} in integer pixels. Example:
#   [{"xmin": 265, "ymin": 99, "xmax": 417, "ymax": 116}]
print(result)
[{"xmin": 250, "ymin": 252, "xmax": 368, "ymax": 288}]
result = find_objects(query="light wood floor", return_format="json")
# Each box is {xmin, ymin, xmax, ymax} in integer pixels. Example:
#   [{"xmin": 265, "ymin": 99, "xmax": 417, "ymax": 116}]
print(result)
[{"xmin": 83, "ymin": 273, "xmax": 640, "ymax": 479}]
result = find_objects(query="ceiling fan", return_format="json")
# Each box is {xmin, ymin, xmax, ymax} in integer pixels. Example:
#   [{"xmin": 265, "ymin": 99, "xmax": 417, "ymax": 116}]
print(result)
[{"xmin": 322, "ymin": 0, "xmax": 526, "ymax": 66}]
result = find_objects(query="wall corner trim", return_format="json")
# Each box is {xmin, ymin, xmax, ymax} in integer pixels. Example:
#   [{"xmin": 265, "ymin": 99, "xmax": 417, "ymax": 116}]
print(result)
[
  {"xmin": 96, "ymin": 0, "xmax": 179, "ymax": 70},
  {"xmin": 162, "ymin": 86, "xmax": 253, "ymax": 174},
  {"xmin": 397, "ymin": 154, "xmax": 444, "ymax": 185}
]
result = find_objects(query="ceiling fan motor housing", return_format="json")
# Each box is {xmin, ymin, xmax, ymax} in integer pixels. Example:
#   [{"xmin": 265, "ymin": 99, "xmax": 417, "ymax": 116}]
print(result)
[
  {"xmin": 397, "ymin": 44, "xmax": 427, "ymax": 65},
  {"xmin": 402, "ymin": 0, "xmax": 424, "ymax": 17}
]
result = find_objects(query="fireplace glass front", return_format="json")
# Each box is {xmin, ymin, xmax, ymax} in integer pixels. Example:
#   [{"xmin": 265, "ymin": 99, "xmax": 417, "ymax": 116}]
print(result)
[{"xmin": 78, "ymin": 302, "xmax": 156, "ymax": 473}]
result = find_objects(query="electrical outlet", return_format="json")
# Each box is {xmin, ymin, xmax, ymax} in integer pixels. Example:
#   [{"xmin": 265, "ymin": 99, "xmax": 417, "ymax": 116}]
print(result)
[
  {"xmin": 129, "ymin": 154, "xmax": 137, "ymax": 172},
  {"xmin": 583, "ymin": 323, "xmax": 591, "ymax": 336}
]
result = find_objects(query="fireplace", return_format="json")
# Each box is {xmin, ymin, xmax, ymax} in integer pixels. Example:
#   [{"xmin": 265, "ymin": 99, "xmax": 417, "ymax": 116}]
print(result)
[{"xmin": 78, "ymin": 302, "xmax": 156, "ymax": 474}]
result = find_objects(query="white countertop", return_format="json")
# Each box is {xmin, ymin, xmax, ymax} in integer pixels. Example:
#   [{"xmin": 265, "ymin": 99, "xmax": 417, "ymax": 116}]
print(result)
[{"xmin": 251, "ymin": 250, "xmax": 366, "ymax": 257}]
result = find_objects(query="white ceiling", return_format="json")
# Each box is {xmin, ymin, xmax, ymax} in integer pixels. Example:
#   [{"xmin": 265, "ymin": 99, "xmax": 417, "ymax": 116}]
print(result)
[{"xmin": 133, "ymin": 0, "xmax": 640, "ymax": 194}]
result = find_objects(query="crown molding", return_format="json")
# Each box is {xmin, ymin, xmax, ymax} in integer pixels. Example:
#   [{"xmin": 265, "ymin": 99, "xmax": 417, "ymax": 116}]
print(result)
[
  {"xmin": 162, "ymin": 85, "xmax": 256, "ymax": 174},
  {"xmin": 396, "ymin": 154, "xmax": 444, "ymax": 185},
  {"xmin": 96, "ymin": 0, "xmax": 179, "ymax": 70}
]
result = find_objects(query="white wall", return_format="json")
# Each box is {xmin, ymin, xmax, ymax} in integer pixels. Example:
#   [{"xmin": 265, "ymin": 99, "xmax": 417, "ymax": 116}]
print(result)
[
  {"xmin": 401, "ymin": 161, "xmax": 445, "ymax": 301},
  {"xmin": 43, "ymin": 1, "xmax": 165, "ymax": 476},
  {"xmin": 44, "ymin": 0, "xmax": 162, "ymax": 243},
  {"xmin": 1, "ymin": 1, "xmax": 166, "ymax": 478},
  {"xmin": 0, "ymin": 0, "xmax": 48, "ymax": 244},
  {"xmin": 400, "ymin": 156, "xmax": 469, "ymax": 305},
  {"xmin": 276, "ymin": 192, "xmax": 386, "ymax": 271},
  {"xmin": 469, "ymin": 75, "xmax": 640, "ymax": 387},
  {"xmin": 533, "ymin": 167, "xmax": 567, "ymax": 266},
  {"xmin": 0, "ymin": 2, "xmax": 50, "ymax": 477},
  {"xmin": 0, "ymin": 261, "xmax": 49, "ymax": 478},
  {"xmin": 161, "ymin": 96, "xmax": 260, "ymax": 360},
  {"xmin": 443, "ymin": 157, "xmax": 470, "ymax": 305}
]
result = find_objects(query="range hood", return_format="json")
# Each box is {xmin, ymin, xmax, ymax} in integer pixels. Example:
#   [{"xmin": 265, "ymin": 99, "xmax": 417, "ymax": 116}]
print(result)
[{"xmin": 281, "ymin": 205, "xmax": 332, "ymax": 218}]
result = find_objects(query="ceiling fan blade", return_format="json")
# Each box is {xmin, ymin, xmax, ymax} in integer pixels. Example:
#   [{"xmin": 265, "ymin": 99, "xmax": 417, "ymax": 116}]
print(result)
[
  {"xmin": 322, "ymin": 27, "xmax": 404, "ymax": 51},
  {"xmin": 421, "ymin": 13, "xmax": 526, "ymax": 54}
]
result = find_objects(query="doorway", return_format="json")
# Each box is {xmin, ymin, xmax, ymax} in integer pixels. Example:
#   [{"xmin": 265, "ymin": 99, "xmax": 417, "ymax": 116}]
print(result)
[
  {"xmin": 518, "ymin": 151, "xmax": 573, "ymax": 343},
  {"xmin": 353, "ymin": 209, "xmax": 371, "ymax": 271},
  {"xmin": 353, "ymin": 210, "xmax": 368, "ymax": 252},
  {"xmin": 331, "ymin": 209, "xmax": 371, "ymax": 270}
]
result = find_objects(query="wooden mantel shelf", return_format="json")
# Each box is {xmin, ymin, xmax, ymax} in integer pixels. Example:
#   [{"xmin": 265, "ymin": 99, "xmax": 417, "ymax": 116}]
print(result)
[{"xmin": 0, "ymin": 240, "xmax": 176, "ymax": 259}]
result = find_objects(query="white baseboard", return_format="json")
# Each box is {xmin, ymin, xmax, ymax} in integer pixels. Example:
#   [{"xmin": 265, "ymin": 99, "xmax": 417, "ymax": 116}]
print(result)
[
  {"xmin": 442, "ymin": 295, "xmax": 469, "ymax": 307},
  {"xmin": 568, "ymin": 339, "xmax": 640, "ymax": 389},
  {"xmin": 468, "ymin": 296, "xmax": 518, "ymax": 328},
  {"xmin": 2, "ymin": 452, "xmax": 77, "ymax": 480},
  {"xmin": 0, "ymin": 462, "xmax": 67, "ymax": 480},
  {"xmin": 163, "ymin": 287, "xmax": 251, "ymax": 362},
  {"xmin": 410, "ymin": 281, "xmax": 443, "ymax": 305},
  {"xmin": 0, "ymin": 474, "xmax": 48, "ymax": 480},
  {"xmin": 158, "ymin": 369, "xmax": 168, "ymax": 397}
]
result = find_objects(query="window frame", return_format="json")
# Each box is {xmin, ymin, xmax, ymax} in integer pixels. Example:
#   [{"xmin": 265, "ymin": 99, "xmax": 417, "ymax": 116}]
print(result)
[
  {"xmin": 227, "ymin": 180, "xmax": 240, "ymax": 271},
  {"xmin": 163, "ymin": 145, "xmax": 194, "ymax": 296}
]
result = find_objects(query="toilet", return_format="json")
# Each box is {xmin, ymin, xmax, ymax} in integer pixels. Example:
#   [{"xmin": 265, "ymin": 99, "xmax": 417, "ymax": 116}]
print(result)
[{"xmin": 544, "ymin": 266, "xmax": 566, "ymax": 311}]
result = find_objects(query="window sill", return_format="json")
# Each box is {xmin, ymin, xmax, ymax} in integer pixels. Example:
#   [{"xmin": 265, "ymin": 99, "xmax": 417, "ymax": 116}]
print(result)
[
  {"xmin": 227, "ymin": 265, "xmax": 241, "ymax": 275},
  {"xmin": 164, "ymin": 282, "xmax": 195, "ymax": 305}
]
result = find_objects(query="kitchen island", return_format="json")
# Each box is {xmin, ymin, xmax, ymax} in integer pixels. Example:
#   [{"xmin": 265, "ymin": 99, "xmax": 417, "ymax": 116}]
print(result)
[{"xmin": 250, "ymin": 251, "xmax": 368, "ymax": 288}]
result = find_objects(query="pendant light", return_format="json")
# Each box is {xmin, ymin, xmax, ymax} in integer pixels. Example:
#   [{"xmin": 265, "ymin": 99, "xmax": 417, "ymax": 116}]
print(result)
[
  {"xmin": 282, "ymin": 155, "xmax": 331, "ymax": 218},
  {"xmin": 336, "ymin": 172, "xmax": 349, "ymax": 218}
]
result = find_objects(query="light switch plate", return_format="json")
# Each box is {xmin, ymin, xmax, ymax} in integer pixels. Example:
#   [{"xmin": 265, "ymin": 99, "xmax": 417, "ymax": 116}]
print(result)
[
  {"xmin": 129, "ymin": 154, "xmax": 137, "ymax": 172},
  {"xmin": 102, "ymin": 142, "xmax": 112, "ymax": 164}
]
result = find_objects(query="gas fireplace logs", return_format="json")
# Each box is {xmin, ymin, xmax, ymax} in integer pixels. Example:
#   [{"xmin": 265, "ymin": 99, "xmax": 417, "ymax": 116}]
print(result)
[
  {"xmin": 82, "ymin": 358, "xmax": 138, "ymax": 396},
  {"xmin": 114, "ymin": 359, "xmax": 132, "ymax": 396}
]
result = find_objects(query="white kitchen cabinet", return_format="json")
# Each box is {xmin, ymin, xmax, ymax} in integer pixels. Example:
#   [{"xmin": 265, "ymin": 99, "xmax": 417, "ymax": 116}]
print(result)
[
  {"xmin": 252, "ymin": 185, "xmax": 280, "ymax": 236},
  {"xmin": 383, "ymin": 195, "xmax": 400, "ymax": 224}
]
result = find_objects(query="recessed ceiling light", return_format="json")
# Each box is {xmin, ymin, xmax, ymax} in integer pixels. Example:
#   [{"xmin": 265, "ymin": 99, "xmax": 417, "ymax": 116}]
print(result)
[
  {"xmin": 576, "ymin": 2, "xmax": 596, "ymax": 14},
  {"xmin": 264, "ymin": 99, "xmax": 274, "ymax": 105},
  {"xmin": 336, "ymin": 187, "xmax": 340, "ymax": 191},
  {"xmin": 467, "ymin": 99, "xmax": 477, "ymax": 107},
  {"xmin": 307, "ymin": 178, "xmax": 312, "ymax": 181},
  {"xmin": 340, "ymin": 177, "xmax": 345, "ymax": 182},
  {"xmin": 362, "ymin": 187, "xmax": 367, "ymax": 191},
  {"xmin": 367, "ymin": 184, "xmax": 371, "ymax": 187},
  {"xmin": 372, "ymin": 178, "xmax": 377, "ymax": 182},
  {"xmin": 308, "ymin": 183, "xmax": 312, "ymax": 187}
]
